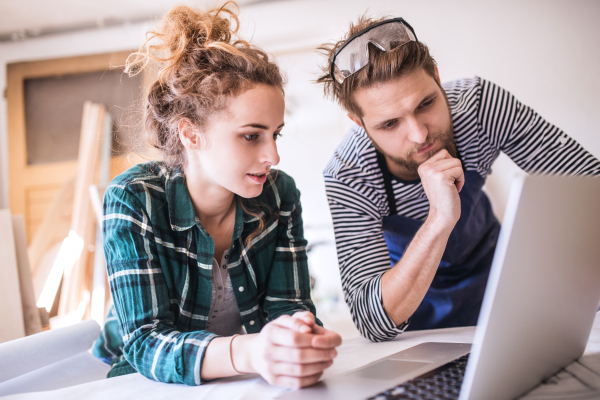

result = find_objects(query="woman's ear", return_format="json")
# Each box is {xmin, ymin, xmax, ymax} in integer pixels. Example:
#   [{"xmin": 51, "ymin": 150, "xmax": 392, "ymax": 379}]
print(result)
[{"xmin": 178, "ymin": 119, "xmax": 202, "ymax": 149}]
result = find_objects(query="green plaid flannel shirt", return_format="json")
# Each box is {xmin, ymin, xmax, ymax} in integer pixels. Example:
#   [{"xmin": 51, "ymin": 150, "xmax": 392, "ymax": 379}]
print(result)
[{"xmin": 92, "ymin": 162, "xmax": 317, "ymax": 385}]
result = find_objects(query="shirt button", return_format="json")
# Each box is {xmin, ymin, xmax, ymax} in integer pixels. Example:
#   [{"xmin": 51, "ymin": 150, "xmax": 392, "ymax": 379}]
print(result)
[
  {"xmin": 225, "ymin": 255, "xmax": 228, "ymax": 259},
  {"xmin": 222, "ymin": 265, "xmax": 227, "ymax": 269},
  {"xmin": 212, "ymin": 315, "xmax": 216, "ymax": 318},
  {"xmin": 218, "ymin": 286, "xmax": 222, "ymax": 290},
  {"xmin": 214, "ymin": 310, "xmax": 218, "ymax": 312},
  {"xmin": 239, "ymin": 286, "xmax": 244, "ymax": 292},
  {"xmin": 249, "ymin": 320, "xmax": 255, "ymax": 326}
]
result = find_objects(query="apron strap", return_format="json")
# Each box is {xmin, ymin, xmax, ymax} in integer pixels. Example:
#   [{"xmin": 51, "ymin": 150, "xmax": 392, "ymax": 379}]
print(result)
[{"xmin": 376, "ymin": 150, "xmax": 398, "ymax": 215}]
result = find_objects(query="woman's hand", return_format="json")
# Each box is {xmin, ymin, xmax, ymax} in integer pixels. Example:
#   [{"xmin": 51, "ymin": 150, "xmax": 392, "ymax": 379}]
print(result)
[{"xmin": 233, "ymin": 312, "xmax": 342, "ymax": 388}]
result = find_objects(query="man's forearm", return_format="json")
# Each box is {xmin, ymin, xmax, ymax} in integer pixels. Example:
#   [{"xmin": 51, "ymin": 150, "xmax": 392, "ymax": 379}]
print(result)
[{"xmin": 380, "ymin": 216, "xmax": 454, "ymax": 326}]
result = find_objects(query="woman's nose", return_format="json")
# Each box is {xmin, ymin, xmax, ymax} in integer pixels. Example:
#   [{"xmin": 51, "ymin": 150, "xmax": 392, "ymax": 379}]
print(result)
[{"xmin": 263, "ymin": 138, "xmax": 280, "ymax": 166}]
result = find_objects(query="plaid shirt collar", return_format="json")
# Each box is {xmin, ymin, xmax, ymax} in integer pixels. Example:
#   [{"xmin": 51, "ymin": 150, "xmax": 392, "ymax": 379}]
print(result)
[{"xmin": 165, "ymin": 167, "xmax": 244, "ymax": 241}]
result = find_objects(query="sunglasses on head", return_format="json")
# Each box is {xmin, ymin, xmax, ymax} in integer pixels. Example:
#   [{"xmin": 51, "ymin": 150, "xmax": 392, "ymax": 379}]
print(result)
[{"xmin": 330, "ymin": 18, "xmax": 418, "ymax": 84}]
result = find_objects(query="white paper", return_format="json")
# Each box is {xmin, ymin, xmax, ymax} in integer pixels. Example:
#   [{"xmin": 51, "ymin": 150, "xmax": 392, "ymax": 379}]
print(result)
[
  {"xmin": 0, "ymin": 319, "xmax": 100, "ymax": 383},
  {"xmin": 0, "ymin": 326, "xmax": 477, "ymax": 400},
  {"xmin": 520, "ymin": 352, "xmax": 600, "ymax": 399},
  {"xmin": 1, "ymin": 315, "xmax": 598, "ymax": 400},
  {"xmin": 0, "ymin": 351, "xmax": 109, "ymax": 397}
]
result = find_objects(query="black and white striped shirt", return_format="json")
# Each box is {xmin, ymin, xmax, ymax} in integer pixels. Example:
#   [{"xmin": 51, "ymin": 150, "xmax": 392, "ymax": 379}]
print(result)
[{"xmin": 324, "ymin": 77, "xmax": 600, "ymax": 342}]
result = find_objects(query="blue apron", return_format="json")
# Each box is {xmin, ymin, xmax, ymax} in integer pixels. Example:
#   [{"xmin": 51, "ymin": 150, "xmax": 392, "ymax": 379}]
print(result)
[{"xmin": 376, "ymin": 151, "xmax": 501, "ymax": 330}]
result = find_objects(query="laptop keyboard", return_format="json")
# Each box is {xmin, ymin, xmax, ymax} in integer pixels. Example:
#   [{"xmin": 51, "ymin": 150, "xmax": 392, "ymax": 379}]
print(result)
[{"xmin": 366, "ymin": 354, "xmax": 470, "ymax": 400}]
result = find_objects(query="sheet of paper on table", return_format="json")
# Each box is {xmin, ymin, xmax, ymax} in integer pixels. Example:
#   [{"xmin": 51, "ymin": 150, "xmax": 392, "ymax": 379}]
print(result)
[
  {"xmin": 0, "ymin": 320, "xmax": 109, "ymax": 398},
  {"xmin": 520, "ymin": 312, "xmax": 600, "ymax": 400},
  {"xmin": 2, "ymin": 312, "xmax": 599, "ymax": 400},
  {"xmin": 520, "ymin": 353, "xmax": 600, "ymax": 399}
]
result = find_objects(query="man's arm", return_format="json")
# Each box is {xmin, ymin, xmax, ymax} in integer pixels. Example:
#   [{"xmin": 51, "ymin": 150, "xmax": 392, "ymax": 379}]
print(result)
[
  {"xmin": 381, "ymin": 150, "xmax": 464, "ymax": 325},
  {"xmin": 325, "ymin": 150, "xmax": 463, "ymax": 340},
  {"xmin": 480, "ymin": 79, "xmax": 600, "ymax": 176}
]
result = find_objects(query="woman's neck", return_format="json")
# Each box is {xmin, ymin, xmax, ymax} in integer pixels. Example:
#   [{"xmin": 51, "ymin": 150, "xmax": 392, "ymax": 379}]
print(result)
[{"xmin": 184, "ymin": 165, "xmax": 236, "ymax": 227}]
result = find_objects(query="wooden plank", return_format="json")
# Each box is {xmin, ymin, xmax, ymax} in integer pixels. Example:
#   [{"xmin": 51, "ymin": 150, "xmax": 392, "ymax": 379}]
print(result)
[
  {"xmin": 32, "ymin": 241, "xmax": 61, "ymax": 303},
  {"xmin": 0, "ymin": 210, "xmax": 25, "ymax": 343},
  {"xmin": 90, "ymin": 111, "xmax": 112, "ymax": 324},
  {"xmin": 12, "ymin": 215, "xmax": 43, "ymax": 336},
  {"xmin": 59, "ymin": 102, "xmax": 106, "ymax": 316},
  {"xmin": 28, "ymin": 178, "xmax": 75, "ymax": 277}
]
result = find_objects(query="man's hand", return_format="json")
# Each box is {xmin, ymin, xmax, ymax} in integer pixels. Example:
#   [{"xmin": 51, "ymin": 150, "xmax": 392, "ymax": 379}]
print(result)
[
  {"xmin": 243, "ymin": 312, "xmax": 342, "ymax": 388},
  {"xmin": 418, "ymin": 149, "xmax": 464, "ymax": 229}
]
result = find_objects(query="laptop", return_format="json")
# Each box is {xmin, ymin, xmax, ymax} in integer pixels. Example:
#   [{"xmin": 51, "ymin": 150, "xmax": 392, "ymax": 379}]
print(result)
[{"xmin": 277, "ymin": 175, "xmax": 600, "ymax": 400}]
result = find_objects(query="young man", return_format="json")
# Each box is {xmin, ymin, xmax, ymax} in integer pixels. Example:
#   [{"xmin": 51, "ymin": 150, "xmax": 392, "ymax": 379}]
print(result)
[{"xmin": 318, "ymin": 16, "xmax": 600, "ymax": 342}]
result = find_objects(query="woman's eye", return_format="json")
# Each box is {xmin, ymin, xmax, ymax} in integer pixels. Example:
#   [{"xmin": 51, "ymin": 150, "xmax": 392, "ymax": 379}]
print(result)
[
  {"xmin": 273, "ymin": 132, "xmax": 282, "ymax": 141},
  {"xmin": 244, "ymin": 134, "xmax": 259, "ymax": 141}
]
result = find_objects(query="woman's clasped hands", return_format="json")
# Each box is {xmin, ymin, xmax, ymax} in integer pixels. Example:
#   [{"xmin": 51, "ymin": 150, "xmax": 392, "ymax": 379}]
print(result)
[{"xmin": 232, "ymin": 312, "xmax": 342, "ymax": 388}]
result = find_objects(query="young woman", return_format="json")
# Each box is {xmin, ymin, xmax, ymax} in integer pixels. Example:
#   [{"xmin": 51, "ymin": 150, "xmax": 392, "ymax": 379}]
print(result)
[{"xmin": 93, "ymin": 2, "xmax": 341, "ymax": 388}]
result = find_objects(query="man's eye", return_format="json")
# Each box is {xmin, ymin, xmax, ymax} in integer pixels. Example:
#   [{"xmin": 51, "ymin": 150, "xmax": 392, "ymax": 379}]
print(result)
[
  {"xmin": 383, "ymin": 120, "xmax": 396, "ymax": 130},
  {"xmin": 420, "ymin": 98, "xmax": 434, "ymax": 108},
  {"xmin": 244, "ymin": 134, "xmax": 259, "ymax": 141}
]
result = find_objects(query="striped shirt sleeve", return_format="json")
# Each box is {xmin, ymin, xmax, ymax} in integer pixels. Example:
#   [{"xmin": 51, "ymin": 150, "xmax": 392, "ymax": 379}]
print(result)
[
  {"xmin": 325, "ymin": 173, "xmax": 409, "ymax": 342},
  {"xmin": 479, "ymin": 79, "xmax": 600, "ymax": 176},
  {"xmin": 103, "ymin": 184, "xmax": 216, "ymax": 385}
]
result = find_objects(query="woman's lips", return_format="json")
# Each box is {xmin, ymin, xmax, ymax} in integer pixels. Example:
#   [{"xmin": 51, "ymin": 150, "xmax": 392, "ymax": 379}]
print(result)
[{"xmin": 248, "ymin": 173, "xmax": 267, "ymax": 184}]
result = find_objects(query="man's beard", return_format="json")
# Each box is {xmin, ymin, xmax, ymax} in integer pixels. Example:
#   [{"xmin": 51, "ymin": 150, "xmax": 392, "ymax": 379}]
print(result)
[{"xmin": 372, "ymin": 125, "xmax": 458, "ymax": 176}]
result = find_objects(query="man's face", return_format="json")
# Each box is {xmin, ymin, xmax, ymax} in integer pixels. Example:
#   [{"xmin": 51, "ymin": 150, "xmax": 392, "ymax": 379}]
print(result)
[{"xmin": 350, "ymin": 68, "xmax": 456, "ymax": 180}]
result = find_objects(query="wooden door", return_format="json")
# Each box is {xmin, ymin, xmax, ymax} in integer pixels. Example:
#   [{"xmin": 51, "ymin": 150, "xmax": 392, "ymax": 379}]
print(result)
[{"xmin": 6, "ymin": 52, "xmax": 146, "ymax": 243}]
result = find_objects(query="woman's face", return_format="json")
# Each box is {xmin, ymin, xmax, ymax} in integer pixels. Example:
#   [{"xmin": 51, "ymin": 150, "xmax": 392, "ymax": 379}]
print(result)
[{"xmin": 190, "ymin": 84, "xmax": 285, "ymax": 199}]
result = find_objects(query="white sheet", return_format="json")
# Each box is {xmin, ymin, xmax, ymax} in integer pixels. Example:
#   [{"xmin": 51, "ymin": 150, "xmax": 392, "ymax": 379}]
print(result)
[
  {"xmin": 0, "ymin": 320, "xmax": 101, "ymax": 383},
  {"xmin": 1, "ymin": 313, "xmax": 599, "ymax": 400}
]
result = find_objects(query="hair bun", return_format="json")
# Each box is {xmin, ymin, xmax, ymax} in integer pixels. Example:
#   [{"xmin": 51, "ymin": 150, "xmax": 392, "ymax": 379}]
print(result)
[{"xmin": 126, "ymin": 1, "xmax": 243, "ymax": 83}]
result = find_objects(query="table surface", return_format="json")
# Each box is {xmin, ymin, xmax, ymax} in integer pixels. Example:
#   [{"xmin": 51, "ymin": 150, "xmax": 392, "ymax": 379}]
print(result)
[{"xmin": 3, "ymin": 311, "xmax": 600, "ymax": 400}]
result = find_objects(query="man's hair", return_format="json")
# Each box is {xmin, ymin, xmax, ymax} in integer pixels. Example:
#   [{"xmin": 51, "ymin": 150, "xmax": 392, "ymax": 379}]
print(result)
[{"xmin": 317, "ymin": 15, "xmax": 437, "ymax": 118}]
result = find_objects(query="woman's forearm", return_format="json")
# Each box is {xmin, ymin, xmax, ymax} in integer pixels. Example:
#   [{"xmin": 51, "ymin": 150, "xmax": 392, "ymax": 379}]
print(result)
[{"xmin": 200, "ymin": 334, "xmax": 257, "ymax": 379}]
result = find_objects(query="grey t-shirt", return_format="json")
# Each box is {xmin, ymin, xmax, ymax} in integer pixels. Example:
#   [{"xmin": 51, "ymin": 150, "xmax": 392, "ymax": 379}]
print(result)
[{"xmin": 205, "ymin": 250, "xmax": 245, "ymax": 336}]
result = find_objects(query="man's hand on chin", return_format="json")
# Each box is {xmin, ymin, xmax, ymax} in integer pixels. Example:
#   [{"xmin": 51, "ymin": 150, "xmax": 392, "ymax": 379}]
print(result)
[{"xmin": 418, "ymin": 149, "xmax": 464, "ymax": 232}]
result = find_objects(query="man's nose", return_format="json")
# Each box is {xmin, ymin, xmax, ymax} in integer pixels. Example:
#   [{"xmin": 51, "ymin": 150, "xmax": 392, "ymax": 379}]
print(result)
[{"xmin": 405, "ymin": 116, "xmax": 428, "ymax": 144}]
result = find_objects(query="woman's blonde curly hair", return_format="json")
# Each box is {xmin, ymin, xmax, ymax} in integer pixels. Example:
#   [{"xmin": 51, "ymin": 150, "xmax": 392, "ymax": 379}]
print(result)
[{"xmin": 128, "ymin": 1, "xmax": 283, "ymax": 246}]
